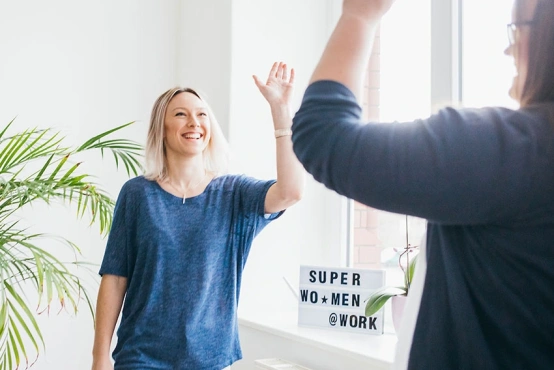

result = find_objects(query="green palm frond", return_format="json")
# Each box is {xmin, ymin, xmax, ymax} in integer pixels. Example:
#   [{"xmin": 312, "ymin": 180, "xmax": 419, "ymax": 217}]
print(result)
[
  {"xmin": 75, "ymin": 121, "xmax": 143, "ymax": 178},
  {"xmin": 0, "ymin": 122, "xmax": 67, "ymax": 175},
  {"xmin": 0, "ymin": 120, "xmax": 143, "ymax": 368},
  {"xmin": 0, "ymin": 229, "xmax": 92, "ymax": 369}
]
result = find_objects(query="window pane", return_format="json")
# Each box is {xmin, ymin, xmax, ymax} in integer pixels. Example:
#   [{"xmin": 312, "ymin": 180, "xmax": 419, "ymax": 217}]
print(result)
[
  {"xmin": 462, "ymin": 0, "xmax": 516, "ymax": 108},
  {"xmin": 354, "ymin": 0, "xmax": 430, "ymax": 273},
  {"xmin": 381, "ymin": 0, "xmax": 431, "ymax": 122}
]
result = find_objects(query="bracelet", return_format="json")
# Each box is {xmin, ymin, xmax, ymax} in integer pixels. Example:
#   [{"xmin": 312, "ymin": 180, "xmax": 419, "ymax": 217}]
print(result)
[{"xmin": 274, "ymin": 128, "xmax": 292, "ymax": 138}]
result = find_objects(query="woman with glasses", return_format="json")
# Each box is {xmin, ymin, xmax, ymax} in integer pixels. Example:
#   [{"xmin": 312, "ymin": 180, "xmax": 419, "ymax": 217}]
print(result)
[{"xmin": 292, "ymin": 0, "xmax": 554, "ymax": 369}]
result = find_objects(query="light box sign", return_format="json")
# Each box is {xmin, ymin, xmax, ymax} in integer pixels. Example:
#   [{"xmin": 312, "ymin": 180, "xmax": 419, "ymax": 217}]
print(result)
[{"xmin": 298, "ymin": 266, "xmax": 386, "ymax": 335}]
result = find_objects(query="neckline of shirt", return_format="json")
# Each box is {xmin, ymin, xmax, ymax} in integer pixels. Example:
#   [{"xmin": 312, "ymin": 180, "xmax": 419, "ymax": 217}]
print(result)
[{"xmin": 152, "ymin": 175, "xmax": 219, "ymax": 203}]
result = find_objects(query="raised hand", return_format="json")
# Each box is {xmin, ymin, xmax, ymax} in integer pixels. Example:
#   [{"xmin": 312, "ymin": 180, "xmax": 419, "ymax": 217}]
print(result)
[{"xmin": 253, "ymin": 62, "xmax": 295, "ymax": 108}]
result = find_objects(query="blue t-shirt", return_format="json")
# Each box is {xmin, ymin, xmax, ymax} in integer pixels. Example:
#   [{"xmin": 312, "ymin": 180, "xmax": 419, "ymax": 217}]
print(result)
[
  {"xmin": 292, "ymin": 80, "xmax": 554, "ymax": 369},
  {"xmin": 99, "ymin": 174, "xmax": 281, "ymax": 370}
]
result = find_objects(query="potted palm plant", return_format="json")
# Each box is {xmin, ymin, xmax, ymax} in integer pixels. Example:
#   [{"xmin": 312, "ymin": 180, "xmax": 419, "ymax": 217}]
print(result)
[
  {"xmin": 0, "ymin": 119, "xmax": 142, "ymax": 368},
  {"xmin": 364, "ymin": 215, "xmax": 419, "ymax": 333}
]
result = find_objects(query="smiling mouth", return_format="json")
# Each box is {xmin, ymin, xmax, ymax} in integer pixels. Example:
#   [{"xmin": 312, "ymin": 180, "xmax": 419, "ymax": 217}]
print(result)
[{"xmin": 182, "ymin": 133, "xmax": 203, "ymax": 140}]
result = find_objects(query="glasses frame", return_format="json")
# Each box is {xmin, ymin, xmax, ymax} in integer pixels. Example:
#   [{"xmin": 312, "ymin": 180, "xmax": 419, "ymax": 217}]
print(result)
[{"xmin": 507, "ymin": 21, "xmax": 536, "ymax": 46}]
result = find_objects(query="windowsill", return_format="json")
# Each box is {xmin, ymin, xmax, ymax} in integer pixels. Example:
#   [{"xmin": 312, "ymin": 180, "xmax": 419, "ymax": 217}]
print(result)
[{"xmin": 238, "ymin": 283, "xmax": 398, "ymax": 369}]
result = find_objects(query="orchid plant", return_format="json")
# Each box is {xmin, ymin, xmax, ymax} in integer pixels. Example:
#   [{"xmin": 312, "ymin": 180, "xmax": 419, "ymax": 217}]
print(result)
[{"xmin": 364, "ymin": 215, "xmax": 419, "ymax": 317}]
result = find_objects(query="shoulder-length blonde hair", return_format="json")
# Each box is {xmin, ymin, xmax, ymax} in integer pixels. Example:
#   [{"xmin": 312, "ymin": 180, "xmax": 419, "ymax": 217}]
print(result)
[
  {"xmin": 144, "ymin": 87, "xmax": 229, "ymax": 181},
  {"xmin": 518, "ymin": 0, "xmax": 554, "ymax": 107}
]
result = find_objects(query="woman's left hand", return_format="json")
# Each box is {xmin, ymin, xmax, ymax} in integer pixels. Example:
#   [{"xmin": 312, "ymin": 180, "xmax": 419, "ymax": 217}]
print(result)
[{"xmin": 253, "ymin": 61, "xmax": 295, "ymax": 107}]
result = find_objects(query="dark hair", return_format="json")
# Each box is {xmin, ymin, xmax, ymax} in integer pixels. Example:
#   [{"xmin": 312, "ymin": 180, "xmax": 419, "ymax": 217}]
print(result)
[{"xmin": 519, "ymin": 0, "xmax": 554, "ymax": 106}]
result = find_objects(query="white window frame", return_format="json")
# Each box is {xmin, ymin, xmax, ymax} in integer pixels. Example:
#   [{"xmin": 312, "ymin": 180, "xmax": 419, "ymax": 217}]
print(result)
[{"xmin": 341, "ymin": 0, "xmax": 462, "ymax": 267}]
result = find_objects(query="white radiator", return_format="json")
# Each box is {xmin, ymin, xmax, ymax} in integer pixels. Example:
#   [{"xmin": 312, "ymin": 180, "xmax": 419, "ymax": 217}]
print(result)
[{"xmin": 254, "ymin": 358, "xmax": 313, "ymax": 370}]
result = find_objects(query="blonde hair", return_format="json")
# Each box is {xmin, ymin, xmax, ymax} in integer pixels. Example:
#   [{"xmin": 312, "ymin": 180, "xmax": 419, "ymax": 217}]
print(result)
[{"xmin": 144, "ymin": 87, "xmax": 229, "ymax": 181}]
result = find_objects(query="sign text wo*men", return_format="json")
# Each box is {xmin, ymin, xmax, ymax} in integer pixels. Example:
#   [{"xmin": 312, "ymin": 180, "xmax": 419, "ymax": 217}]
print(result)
[{"xmin": 298, "ymin": 266, "xmax": 385, "ymax": 335}]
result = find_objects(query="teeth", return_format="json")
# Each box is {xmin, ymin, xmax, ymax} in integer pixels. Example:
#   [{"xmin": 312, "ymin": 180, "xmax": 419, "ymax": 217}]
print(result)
[{"xmin": 184, "ymin": 133, "xmax": 201, "ymax": 139}]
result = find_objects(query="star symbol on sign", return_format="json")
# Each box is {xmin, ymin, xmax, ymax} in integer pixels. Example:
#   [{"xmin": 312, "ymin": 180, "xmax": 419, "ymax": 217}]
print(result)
[{"xmin": 322, "ymin": 296, "xmax": 328, "ymax": 304}]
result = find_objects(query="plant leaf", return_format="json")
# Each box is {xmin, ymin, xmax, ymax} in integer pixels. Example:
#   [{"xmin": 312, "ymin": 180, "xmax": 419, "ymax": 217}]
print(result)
[
  {"xmin": 0, "ymin": 119, "xmax": 142, "ymax": 364},
  {"xmin": 406, "ymin": 254, "xmax": 419, "ymax": 293},
  {"xmin": 364, "ymin": 286, "xmax": 406, "ymax": 317}
]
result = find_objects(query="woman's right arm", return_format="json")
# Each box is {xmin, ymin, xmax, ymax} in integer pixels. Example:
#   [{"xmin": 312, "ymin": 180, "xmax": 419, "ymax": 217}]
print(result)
[{"xmin": 91, "ymin": 274, "xmax": 127, "ymax": 370}]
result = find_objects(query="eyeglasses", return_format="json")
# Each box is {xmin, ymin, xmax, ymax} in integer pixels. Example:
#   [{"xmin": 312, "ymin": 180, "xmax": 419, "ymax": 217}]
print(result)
[{"xmin": 507, "ymin": 21, "xmax": 536, "ymax": 46}]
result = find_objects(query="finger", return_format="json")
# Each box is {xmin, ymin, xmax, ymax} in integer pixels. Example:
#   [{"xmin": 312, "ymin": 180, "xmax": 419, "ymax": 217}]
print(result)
[
  {"xmin": 276, "ymin": 62, "xmax": 284, "ymax": 79},
  {"xmin": 268, "ymin": 62, "xmax": 279, "ymax": 80},
  {"xmin": 289, "ymin": 68, "xmax": 295, "ymax": 84},
  {"xmin": 282, "ymin": 64, "xmax": 289, "ymax": 81}
]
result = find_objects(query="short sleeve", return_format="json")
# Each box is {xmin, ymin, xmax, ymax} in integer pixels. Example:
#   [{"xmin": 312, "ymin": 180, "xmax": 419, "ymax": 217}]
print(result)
[
  {"xmin": 99, "ymin": 183, "xmax": 130, "ymax": 277},
  {"xmin": 237, "ymin": 176, "xmax": 283, "ymax": 236}
]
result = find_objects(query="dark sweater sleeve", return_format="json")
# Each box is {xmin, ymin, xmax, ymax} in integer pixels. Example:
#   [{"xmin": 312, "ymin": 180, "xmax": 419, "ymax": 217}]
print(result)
[{"xmin": 292, "ymin": 80, "xmax": 554, "ymax": 224}]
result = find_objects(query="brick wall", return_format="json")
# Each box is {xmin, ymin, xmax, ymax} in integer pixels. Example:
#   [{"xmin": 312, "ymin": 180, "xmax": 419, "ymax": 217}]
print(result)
[{"xmin": 353, "ymin": 27, "xmax": 382, "ymax": 269}]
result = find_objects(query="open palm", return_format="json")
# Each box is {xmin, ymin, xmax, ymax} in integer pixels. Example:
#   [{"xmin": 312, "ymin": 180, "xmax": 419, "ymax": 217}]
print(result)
[{"xmin": 253, "ymin": 62, "xmax": 295, "ymax": 106}]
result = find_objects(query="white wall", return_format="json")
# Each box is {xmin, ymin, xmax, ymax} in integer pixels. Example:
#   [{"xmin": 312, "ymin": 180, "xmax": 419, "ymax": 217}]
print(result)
[
  {"xmin": 0, "ymin": 1, "xmax": 178, "ymax": 369},
  {"xmin": 176, "ymin": 0, "xmax": 233, "ymax": 138},
  {"xmin": 229, "ymin": 0, "xmax": 346, "ymax": 318},
  {"xmin": 0, "ymin": 1, "xmax": 348, "ymax": 369},
  {"xmin": 229, "ymin": 2, "xmax": 355, "ymax": 369}
]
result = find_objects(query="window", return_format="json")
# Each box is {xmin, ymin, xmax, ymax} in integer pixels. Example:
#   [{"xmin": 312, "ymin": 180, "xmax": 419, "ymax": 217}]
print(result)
[
  {"xmin": 352, "ymin": 0, "xmax": 430, "ymax": 274},
  {"xmin": 351, "ymin": 0, "xmax": 516, "ymax": 272},
  {"xmin": 461, "ymin": 0, "xmax": 515, "ymax": 108}
]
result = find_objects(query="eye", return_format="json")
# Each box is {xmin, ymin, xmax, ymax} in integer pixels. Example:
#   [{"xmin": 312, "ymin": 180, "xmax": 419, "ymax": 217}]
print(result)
[
  {"xmin": 175, "ymin": 112, "xmax": 186, "ymax": 117},
  {"xmin": 198, "ymin": 112, "xmax": 208, "ymax": 117}
]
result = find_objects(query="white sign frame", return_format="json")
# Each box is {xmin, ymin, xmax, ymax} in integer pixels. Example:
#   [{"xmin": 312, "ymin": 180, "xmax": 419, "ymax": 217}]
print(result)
[{"xmin": 298, "ymin": 265, "xmax": 386, "ymax": 335}]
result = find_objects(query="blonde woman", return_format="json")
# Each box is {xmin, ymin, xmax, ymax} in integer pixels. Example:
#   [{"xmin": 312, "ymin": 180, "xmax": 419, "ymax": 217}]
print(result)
[{"xmin": 92, "ymin": 62, "xmax": 304, "ymax": 370}]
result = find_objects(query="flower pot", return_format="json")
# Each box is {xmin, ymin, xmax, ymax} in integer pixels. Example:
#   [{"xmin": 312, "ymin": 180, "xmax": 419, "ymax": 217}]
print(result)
[{"xmin": 391, "ymin": 295, "xmax": 408, "ymax": 333}]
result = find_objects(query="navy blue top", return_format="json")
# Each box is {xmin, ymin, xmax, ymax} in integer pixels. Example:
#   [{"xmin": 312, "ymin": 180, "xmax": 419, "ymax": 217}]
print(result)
[
  {"xmin": 99, "ymin": 175, "xmax": 280, "ymax": 370},
  {"xmin": 292, "ymin": 80, "xmax": 554, "ymax": 369}
]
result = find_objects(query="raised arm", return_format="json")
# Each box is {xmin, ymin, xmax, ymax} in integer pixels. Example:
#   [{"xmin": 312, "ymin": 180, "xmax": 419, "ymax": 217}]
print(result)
[
  {"xmin": 253, "ymin": 62, "xmax": 305, "ymax": 214},
  {"xmin": 291, "ymin": 1, "xmax": 550, "ymax": 224},
  {"xmin": 310, "ymin": 0, "xmax": 396, "ymax": 100}
]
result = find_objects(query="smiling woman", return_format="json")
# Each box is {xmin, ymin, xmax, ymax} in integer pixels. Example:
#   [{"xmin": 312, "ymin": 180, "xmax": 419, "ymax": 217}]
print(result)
[
  {"xmin": 91, "ymin": 62, "xmax": 305, "ymax": 370},
  {"xmin": 149, "ymin": 88, "xmax": 225, "ymax": 202},
  {"xmin": 145, "ymin": 87, "xmax": 229, "ymax": 182}
]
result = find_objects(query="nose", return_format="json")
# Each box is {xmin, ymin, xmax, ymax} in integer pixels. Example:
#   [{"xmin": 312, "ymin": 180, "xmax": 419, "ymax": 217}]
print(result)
[
  {"xmin": 504, "ymin": 43, "xmax": 513, "ymax": 56},
  {"xmin": 187, "ymin": 117, "xmax": 200, "ymax": 127}
]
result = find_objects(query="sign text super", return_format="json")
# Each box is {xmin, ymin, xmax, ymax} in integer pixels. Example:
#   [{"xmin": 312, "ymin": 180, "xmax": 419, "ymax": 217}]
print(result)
[{"xmin": 308, "ymin": 270, "xmax": 361, "ymax": 286}]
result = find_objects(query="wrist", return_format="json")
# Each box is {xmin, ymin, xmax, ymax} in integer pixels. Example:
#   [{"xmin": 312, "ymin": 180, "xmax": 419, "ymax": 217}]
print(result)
[
  {"xmin": 340, "ymin": 12, "xmax": 381, "ymax": 28},
  {"xmin": 269, "ymin": 102, "xmax": 291, "ymax": 114},
  {"xmin": 270, "ymin": 108, "xmax": 292, "ymax": 129},
  {"xmin": 274, "ymin": 128, "xmax": 292, "ymax": 138},
  {"xmin": 92, "ymin": 344, "xmax": 111, "ymax": 358}
]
